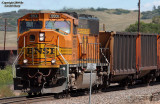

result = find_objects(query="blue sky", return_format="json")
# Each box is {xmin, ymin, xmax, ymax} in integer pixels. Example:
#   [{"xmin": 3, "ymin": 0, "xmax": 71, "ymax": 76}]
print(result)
[{"xmin": 0, "ymin": 0, "xmax": 160, "ymax": 13}]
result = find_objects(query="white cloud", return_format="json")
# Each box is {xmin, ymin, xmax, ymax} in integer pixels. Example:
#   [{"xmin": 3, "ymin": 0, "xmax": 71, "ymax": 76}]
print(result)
[{"xmin": 142, "ymin": 0, "xmax": 160, "ymax": 11}]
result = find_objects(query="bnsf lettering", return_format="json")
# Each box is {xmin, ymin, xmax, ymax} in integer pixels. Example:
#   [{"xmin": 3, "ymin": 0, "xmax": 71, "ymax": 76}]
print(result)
[{"xmin": 27, "ymin": 48, "xmax": 55, "ymax": 54}]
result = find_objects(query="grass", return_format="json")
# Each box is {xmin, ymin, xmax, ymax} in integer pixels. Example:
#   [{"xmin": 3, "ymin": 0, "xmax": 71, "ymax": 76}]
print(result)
[
  {"xmin": 0, "ymin": 66, "xmax": 14, "ymax": 98},
  {"xmin": 0, "ymin": 66, "xmax": 13, "ymax": 84},
  {"xmin": 0, "ymin": 66, "xmax": 27, "ymax": 98},
  {"xmin": 0, "ymin": 85, "xmax": 15, "ymax": 98}
]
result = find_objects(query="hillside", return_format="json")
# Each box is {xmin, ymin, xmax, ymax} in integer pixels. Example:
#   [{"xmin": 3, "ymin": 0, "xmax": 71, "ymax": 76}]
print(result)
[
  {"xmin": 0, "ymin": 9, "xmax": 152, "ymax": 31},
  {"xmin": 141, "ymin": 6, "xmax": 160, "ymax": 19},
  {"xmin": 0, "ymin": 8, "xmax": 152, "ymax": 47}
]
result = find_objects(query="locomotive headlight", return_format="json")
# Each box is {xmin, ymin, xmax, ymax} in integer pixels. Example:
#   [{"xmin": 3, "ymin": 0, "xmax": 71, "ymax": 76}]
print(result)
[
  {"xmin": 39, "ymin": 33, "xmax": 45, "ymax": 41},
  {"xmin": 51, "ymin": 59, "xmax": 56, "ymax": 64},
  {"xmin": 23, "ymin": 59, "xmax": 28, "ymax": 64}
]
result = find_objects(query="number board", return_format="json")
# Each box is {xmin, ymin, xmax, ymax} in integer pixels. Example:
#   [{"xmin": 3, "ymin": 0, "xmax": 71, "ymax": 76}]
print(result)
[
  {"xmin": 50, "ymin": 14, "xmax": 60, "ymax": 18},
  {"xmin": 30, "ymin": 14, "xmax": 39, "ymax": 18}
]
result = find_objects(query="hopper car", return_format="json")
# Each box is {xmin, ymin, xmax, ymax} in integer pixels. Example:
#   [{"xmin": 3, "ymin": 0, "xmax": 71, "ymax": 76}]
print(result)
[{"xmin": 13, "ymin": 11, "xmax": 160, "ymax": 95}]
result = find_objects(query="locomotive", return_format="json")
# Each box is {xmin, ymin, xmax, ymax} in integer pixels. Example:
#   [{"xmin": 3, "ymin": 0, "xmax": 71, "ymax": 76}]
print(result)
[
  {"xmin": 13, "ymin": 11, "xmax": 109, "ymax": 95},
  {"xmin": 13, "ymin": 11, "xmax": 160, "ymax": 95}
]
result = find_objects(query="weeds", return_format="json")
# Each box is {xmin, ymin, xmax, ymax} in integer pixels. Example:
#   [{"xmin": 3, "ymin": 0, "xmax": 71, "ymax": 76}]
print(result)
[
  {"xmin": 0, "ymin": 66, "xmax": 13, "ymax": 84},
  {"xmin": 0, "ymin": 85, "xmax": 14, "ymax": 98}
]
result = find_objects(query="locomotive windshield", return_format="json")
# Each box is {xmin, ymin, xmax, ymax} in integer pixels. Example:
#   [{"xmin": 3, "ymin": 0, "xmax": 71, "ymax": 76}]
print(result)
[
  {"xmin": 45, "ymin": 21, "xmax": 70, "ymax": 34},
  {"xmin": 19, "ymin": 21, "xmax": 42, "ymax": 33}
]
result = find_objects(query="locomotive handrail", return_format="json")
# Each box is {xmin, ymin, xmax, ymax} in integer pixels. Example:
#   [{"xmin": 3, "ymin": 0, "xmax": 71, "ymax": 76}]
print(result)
[
  {"xmin": 57, "ymin": 36, "xmax": 69, "ymax": 87},
  {"xmin": 100, "ymin": 48, "xmax": 109, "ymax": 63},
  {"xmin": 12, "ymin": 47, "xmax": 24, "ymax": 78},
  {"xmin": 99, "ymin": 46, "xmax": 110, "ymax": 75},
  {"xmin": 57, "ymin": 36, "xmax": 69, "ymax": 64}
]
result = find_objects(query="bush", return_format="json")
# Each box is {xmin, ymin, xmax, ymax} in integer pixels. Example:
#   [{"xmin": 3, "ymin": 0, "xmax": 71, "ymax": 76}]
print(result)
[
  {"xmin": 0, "ymin": 66, "xmax": 13, "ymax": 84},
  {"xmin": 113, "ymin": 9, "xmax": 130, "ymax": 15},
  {"xmin": 141, "ymin": 6, "xmax": 160, "ymax": 19},
  {"xmin": 152, "ymin": 16, "xmax": 160, "ymax": 24},
  {"xmin": 125, "ymin": 21, "xmax": 160, "ymax": 33},
  {"xmin": 96, "ymin": 7, "xmax": 108, "ymax": 11}
]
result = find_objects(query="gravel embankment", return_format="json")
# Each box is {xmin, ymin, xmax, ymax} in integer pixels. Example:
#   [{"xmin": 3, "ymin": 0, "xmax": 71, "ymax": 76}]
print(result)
[{"xmin": 32, "ymin": 84, "xmax": 160, "ymax": 104}]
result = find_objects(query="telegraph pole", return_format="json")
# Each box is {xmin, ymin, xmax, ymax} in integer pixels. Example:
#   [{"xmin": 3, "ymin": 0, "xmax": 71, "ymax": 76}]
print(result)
[
  {"xmin": 4, "ymin": 18, "xmax": 7, "ymax": 50},
  {"xmin": 138, "ymin": 0, "xmax": 141, "ymax": 34}
]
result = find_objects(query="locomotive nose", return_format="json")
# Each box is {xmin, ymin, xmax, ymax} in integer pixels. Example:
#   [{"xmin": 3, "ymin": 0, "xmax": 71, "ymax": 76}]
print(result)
[{"xmin": 21, "ymin": 31, "xmax": 57, "ymax": 67}]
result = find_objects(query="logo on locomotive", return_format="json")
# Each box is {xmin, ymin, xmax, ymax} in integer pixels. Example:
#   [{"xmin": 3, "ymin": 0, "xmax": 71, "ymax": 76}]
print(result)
[{"xmin": 25, "ymin": 43, "xmax": 56, "ymax": 58}]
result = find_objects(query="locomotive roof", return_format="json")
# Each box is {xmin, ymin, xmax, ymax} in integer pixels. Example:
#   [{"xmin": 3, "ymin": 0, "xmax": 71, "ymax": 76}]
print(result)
[{"xmin": 19, "ymin": 11, "xmax": 98, "ymax": 21}]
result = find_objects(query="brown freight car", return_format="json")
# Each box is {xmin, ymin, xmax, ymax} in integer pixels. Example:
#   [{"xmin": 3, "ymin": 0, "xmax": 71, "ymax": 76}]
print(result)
[{"xmin": 99, "ymin": 31, "xmax": 160, "ymax": 85}]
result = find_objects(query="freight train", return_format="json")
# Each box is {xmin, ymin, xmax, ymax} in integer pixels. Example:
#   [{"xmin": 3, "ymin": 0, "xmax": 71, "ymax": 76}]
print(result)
[{"xmin": 13, "ymin": 11, "xmax": 160, "ymax": 96}]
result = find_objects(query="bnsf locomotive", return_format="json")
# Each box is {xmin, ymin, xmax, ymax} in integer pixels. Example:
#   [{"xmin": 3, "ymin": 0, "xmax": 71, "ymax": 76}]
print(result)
[{"xmin": 13, "ymin": 11, "xmax": 160, "ymax": 95}]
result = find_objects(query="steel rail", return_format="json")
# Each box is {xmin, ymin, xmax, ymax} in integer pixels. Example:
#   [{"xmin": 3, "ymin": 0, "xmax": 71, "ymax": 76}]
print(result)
[{"xmin": 0, "ymin": 94, "xmax": 55, "ymax": 104}]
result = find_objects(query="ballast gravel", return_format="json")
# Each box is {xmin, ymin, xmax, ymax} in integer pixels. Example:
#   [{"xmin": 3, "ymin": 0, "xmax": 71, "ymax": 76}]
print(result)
[{"xmin": 32, "ymin": 84, "xmax": 160, "ymax": 104}]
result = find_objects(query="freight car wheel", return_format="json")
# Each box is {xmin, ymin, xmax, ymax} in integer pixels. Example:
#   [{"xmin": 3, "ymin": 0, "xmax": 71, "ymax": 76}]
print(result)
[
  {"xmin": 119, "ymin": 80, "xmax": 128, "ymax": 90},
  {"xmin": 93, "ymin": 86, "xmax": 99, "ymax": 93},
  {"xmin": 142, "ymin": 75, "xmax": 151, "ymax": 86}
]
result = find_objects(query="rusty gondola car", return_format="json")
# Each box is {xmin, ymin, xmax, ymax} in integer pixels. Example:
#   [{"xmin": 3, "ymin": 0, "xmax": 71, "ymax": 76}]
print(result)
[{"xmin": 13, "ymin": 11, "xmax": 160, "ymax": 95}]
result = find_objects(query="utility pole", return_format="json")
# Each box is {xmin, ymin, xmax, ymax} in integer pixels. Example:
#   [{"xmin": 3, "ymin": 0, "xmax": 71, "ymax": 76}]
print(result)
[
  {"xmin": 138, "ymin": 0, "xmax": 141, "ymax": 34},
  {"xmin": 4, "ymin": 18, "xmax": 7, "ymax": 50}
]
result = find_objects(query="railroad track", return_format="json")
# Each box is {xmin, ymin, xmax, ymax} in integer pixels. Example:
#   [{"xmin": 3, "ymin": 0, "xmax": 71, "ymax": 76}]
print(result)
[
  {"xmin": 1, "ymin": 82, "xmax": 160, "ymax": 104},
  {"xmin": 0, "ymin": 94, "xmax": 55, "ymax": 104}
]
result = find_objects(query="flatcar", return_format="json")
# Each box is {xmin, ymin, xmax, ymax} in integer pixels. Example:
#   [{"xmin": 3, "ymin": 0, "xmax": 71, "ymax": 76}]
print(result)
[{"xmin": 13, "ymin": 11, "xmax": 160, "ymax": 95}]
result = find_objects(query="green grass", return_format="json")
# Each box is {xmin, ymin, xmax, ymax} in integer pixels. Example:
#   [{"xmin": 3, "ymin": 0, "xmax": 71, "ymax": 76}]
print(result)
[
  {"xmin": 0, "ymin": 66, "xmax": 27, "ymax": 98},
  {"xmin": 0, "ymin": 66, "xmax": 13, "ymax": 85},
  {"xmin": 0, "ymin": 66, "xmax": 15, "ymax": 98}
]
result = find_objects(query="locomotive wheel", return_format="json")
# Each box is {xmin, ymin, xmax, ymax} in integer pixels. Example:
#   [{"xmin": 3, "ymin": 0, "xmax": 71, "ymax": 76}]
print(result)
[
  {"xmin": 54, "ymin": 92, "xmax": 68, "ymax": 99},
  {"xmin": 33, "ymin": 93, "xmax": 37, "ymax": 96},
  {"xmin": 54, "ymin": 93, "xmax": 62, "ymax": 99},
  {"xmin": 28, "ymin": 92, "xmax": 32, "ymax": 97}
]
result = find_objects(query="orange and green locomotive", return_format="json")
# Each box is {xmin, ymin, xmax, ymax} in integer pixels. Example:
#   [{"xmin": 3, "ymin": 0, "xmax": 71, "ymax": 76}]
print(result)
[{"xmin": 13, "ymin": 12, "xmax": 109, "ymax": 94}]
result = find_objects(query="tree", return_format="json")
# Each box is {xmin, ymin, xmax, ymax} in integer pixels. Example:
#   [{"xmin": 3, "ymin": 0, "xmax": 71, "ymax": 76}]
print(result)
[
  {"xmin": 125, "ymin": 21, "xmax": 160, "ymax": 33},
  {"xmin": 153, "ymin": 5, "xmax": 156, "ymax": 10},
  {"xmin": 152, "ymin": 16, "xmax": 160, "ymax": 24}
]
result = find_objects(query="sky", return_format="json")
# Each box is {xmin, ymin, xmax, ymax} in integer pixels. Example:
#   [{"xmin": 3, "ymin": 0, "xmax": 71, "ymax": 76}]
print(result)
[{"xmin": 0, "ymin": 0, "xmax": 160, "ymax": 13}]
